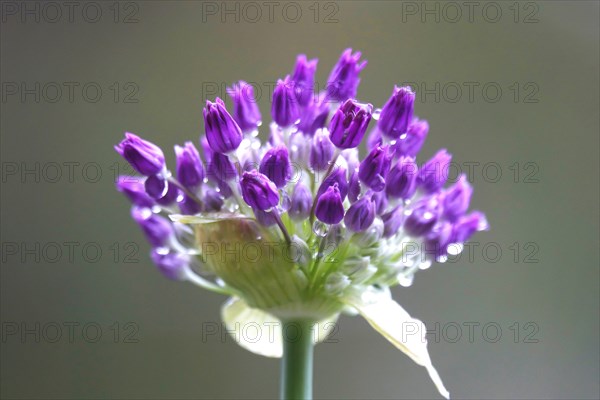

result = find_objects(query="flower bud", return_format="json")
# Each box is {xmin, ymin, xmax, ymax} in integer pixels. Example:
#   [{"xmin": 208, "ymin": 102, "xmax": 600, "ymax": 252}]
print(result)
[
  {"xmin": 156, "ymin": 181, "xmax": 180, "ymax": 206},
  {"xmin": 259, "ymin": 146, "xmax": 292, "ymax": 188},
  {"xmin": 179, "ymin": 194, "xmax": 202, "ymax": 215},
  {"xmin": 289, "ymin": 182, "xmax": 312, "ymax": 221},
  {"xmin": 329, "ymin": 99, "xmax": 373, "ymax": 149},
  {"xmin": 132, "ymin": 207, "xmax": 174, "ymax": 247},
  {"xmin": 115, "ymin": 132, "xmax": 165, "ymax": 176},
  {"xmin": 348, "ymin": 170, "xmax": 361, "ymax": 203},
  {"xmin": 292, "ymin": 54, "xmax": 318, "ymax": 106},
  {"xmin": 442, "ymin": 174, "xmax": 473, "ymax": 222},
  {"xmin": 327, "ymin": 48, "xmax": 367, "ymax": 102},
  {"xmin": 425, "ymin": 221, "xmax": 453, "ymax": 259},
  {"xmin": 310, "ymin": 129, "xmax": 335, "ymax": 171},
  {"xmin": 403, "ymin": 199, "xmax": 441, "ymax": 237},
  {"xmin": 418, "ymin": 149, "xmax": 452, "ymax": 194},
  {"xmin": 344, "ymin": 195, "xmax": 376, "ymax": 232},
  {"xmin": 316, "ymin": 166, "xmax": 348, "ymax": 200},
  {"xmin": 378, "ymin": 86, "xmax": 415, "ymax": 139},
  {"xmin": 382, "ymin": 206, "xmax": 404, "ymax": 238},
  {"xmin": 144, "ymin": 175, "xmax": 168, "ymax": 199},
  {"xmin": 272, "ymin": 76, "xmax": 300, "ymax": 127},
  {"xmin": 203, "ymin": 98, "xmax": 243, "ymax": 154},
  {"xmin": 175, "ymin": 142, "xmax": 205, "ymax": 190},
  {"xmin": 298, "ymin": 94, "xmax": 329, "ymax": 135},
  {"xmin": 116, "ymin": 176, "xmax": 154, "ymax": 208},
  {"xmin": 240, "ymin": 170, "xmax": 279, "ymax": 210},
  {"xmin": 227, "ymin": 81, "xmax": 261, "ymax": 132},
  {"xmin": 371, "ymin": 190, "xmax": 388, "ymax": 215},
  {"xmin": 253, "ymin": 208, "xmax": 277, "ymax": 227},
  {"xmin": 208, "ymin": 152, "xmax": 238, "ymax": 182},
  {"xmin": 315, "ymin": 184, "xmax": 345, "ymax": 224},
  {"xmin": 451, "ymin": 211, "xmax": 488, "ymax": 243},
  {"xmin": 394, "ymin": 118, "xmax": 428, "ymax": 157},
  {"xmin": 150, "ymin": 250, "xmax": 189, "ymax": 280},
  {"xmin": 201, "ymin": 187, "xmax": 224, "ymax": 212},
  {"xmin": 386, "ymin": 156, "xmax": 418, "ymax": 199},
  {"xmin": 358, "ymin": 145, "xmax": 392, "ymax": 192}
]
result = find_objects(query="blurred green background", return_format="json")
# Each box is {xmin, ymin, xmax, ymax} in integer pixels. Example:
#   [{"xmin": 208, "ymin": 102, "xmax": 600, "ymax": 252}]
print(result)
[{"xmin": 1, "ymin": 1, "xmax": 598, "ymax": 399}]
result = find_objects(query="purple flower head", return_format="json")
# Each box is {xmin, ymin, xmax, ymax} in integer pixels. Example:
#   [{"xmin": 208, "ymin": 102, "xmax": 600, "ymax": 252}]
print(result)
[
  {"xmin": 316, "ymin": 166, "xmax": 348, "ymax": 200},
  {"xmin": 371, "ymin": 190, "xmax": 388, "ymax": 215},
  {"xmin": 315, "ymin": 184, "xmax": 345, "ymax": 224},
  {"xmin": 132, "ymin": 207, "xmax": 174, "ymax": 247},
  {"xmin": 386, "ymin": 156, "xmax": 419, "ymax": 199},
  {"xmin": 150, "ymin": 250, "xmax": 189, "ymax": 281},
  {"xmin": 382, "ymin": 206, "xmax": 404, "ymax": 238},
  {"xmin": 207, "ymin": 152, "xmax": 237, "ymax": 182},
  {"xmin": 310, "ymin": 129, "xmax": 335, "ymax": 171},
  {"xmin": 378, "ymin": 86, "xmax": 415, "ymax": 139},
  {"xmin": 272, "ymin": 76, "xmax": 300, "ymax": 127},
  {"xmin": 203, "ymin": 98, "xmax": 243, "ymax": 154},
  {"xmin": 344, "ymin": 194, "xmax": 376, "ymax": 232},
  {"xmin": 403, "ymin": 198, "xmax": 442, "ymax": 237},
  {"xmin": 253, "ymin": 208, "xmax": 278, "ymax": 227},
  {"xmin": 227, "ymin": 81, "xmax": 261, "ymax": 132},
  {"xmin": 201, "ymin": 187, "xmax": 224, "ymax": 212},
  {"xmin": 240, "ymin": 170, "xmax": 279, "ymax": 211},
  {"xmin": 175, "ymin": 142, "xmax": 205, "ymax": 190},
  {"xmin": 394, "ymin": 118, "xmax": 429, "ymax": 157},
  {"xmin": 298, "ymin": 93, "xmax": 330, "ymax": 135},
  {"xmin": 289, "ymin": 182, "xmax": 312, "ymax": 221},
  {"xmin": 115, "ymin": 133, "xmax": 165, "ymax": 176},
  {"xmin": 348, "ymin": 170, "xmax": 361, "ymax": 203},
  {"xmin": 156, "ymin": 181, "xmax": 180, "ymax": 206},
  {"xmin": 259, "ymin": 146, "xmax": 292, "ymax": 188},
  {"xmin": 329, "ymin": 99, "xmax": 373, "ymax": 149},
  {"xmin": 452, "ymin": 211, "xmax": 488, "ymax": 243},
  {"xmin": 418, "ymin": 149, "xmax": 452, "ymax": 194},
  {"xmin": 327, "ymin": 48, "xmax": 367, "ymax": 102},
  {"xmin": 116, "ymin": 176, "xmax": 154, "ymax": 208},
  {"xmin": 292, "ymin": 54, "xmax": 318, "ymax": 106},
  {"xmin": 145, "ymin": 175, "xmax": 168, "ymax": 199},
  {"xmin": 358, "ymin": 145, "xmax": 392, "ymax": 192},
  {"xmin": 425, "ymin": 221, "xmax": 453, "ymax": 259},
  {"xmin": 443, "ymin": 174, "xmax": 473, "ymax": 222}
]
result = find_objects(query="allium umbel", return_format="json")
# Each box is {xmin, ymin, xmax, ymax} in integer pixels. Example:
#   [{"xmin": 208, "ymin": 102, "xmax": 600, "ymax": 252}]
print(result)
[{"xmin": 115, "ymin": 49, "xmax": 489, "ymax": 400}]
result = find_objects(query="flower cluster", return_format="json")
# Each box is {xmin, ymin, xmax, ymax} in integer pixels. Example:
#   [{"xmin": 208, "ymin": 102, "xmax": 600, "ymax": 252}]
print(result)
[{"xmin": 115, "ymin": 49, "xmax": 488, "ymax": 399}]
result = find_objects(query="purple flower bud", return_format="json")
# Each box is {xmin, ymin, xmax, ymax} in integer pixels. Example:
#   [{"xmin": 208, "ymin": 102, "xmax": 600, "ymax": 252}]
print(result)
[
  {"xmin": 115, "ymin": 133, "xmax": 165, "ymax": 176},
  {"xmin": 289, "ymin": 182, "xmax": 312, "ymax": 221},
  {"xmin": 179, "ymin": 194, "xmax": 202, "ymax": 215},
  {"xmin": 403, "ymin": 199, "xmax": 441, "ymax": 237},
  {"xmin": 175, "ymin": 142, "xmax": 205, "ymax": 189},
  {"xmin": 259, "ymin": 146, "xmax": 292, "ymax": 188},
  {"xmin": 150, "ymin": 250, "xmax": 189, "ymax": 280},
  {"xmin": 315, "ymin": 184, "xmax": 345, "ymax": 224},
  {"xmin": 443, "ymin": 174, "xmax": 473, "ymax": 222},
  {"xmin": 240, "ymin": 170, "xmax": 279, "ymax": 210},
  {"xmin": 418, "ymin": 149, "xmax": 452, "ymax": 194},
  {"xmin": 203, "ymin": 98, "xmax": 243, "ymax": 154},
  {"xmin": 201, "ymin": 187, "xmax": 224, "ymax": 212},
  {"xmin": 366, "ymin": 128, "xmax": 382, "ymax": 151},
  {"xmin": 200, "ymin": 135, "xmax": 213, "ymax": 163},
  {"xmin": 156, "ymin": 181, "xmax": 180, "ymax": 206},
  {"xmin": 371, "ymin": 190, "xmax": 388, "ymax": 215},
  {"xmin": 145, "ymin": 175, "xmax": 168, "ymax": 199},
  {"xmin": 344, "ymin": 195, "xmax": 376, "ymax": 232},
  {"xmin": 298, "ymin": 93, "xmax": 329, "ymax": 135},
  {"xmin": 452, "ymin": 211, "xmax": 488, "ymax": 243},
  {"xmin": 386, "ymin": 156, "xmax": 418, "ymax": 199},
  {"xmin": 341, "ymin": 148, "xmax": 360, "ymax": 176},
  {"xmin": 394, "ymin": 118, "xmax": 428, "ymax": 157},
  {"xmin": 253, "ymin": 208, "xmax": 277, "ymax": 227},
  {"xmin": 207, "ymin": 152, "xmax": 237, "ymax": 182},
  {"xmin": 288, "ymin": 131, "xmax": 311, "ymax": 166},
  {"xmin": 227, "ymin": 81, "xmax": 261, "ymax": 132},
  {"xmin": 425, "ymin": 221, "xmax": 453, "ymax": 259},
  {"xmin": 292, "ymin": 54, "xmax": 318, "ymax": 106},
  {"xmin": 378, "ymin": 86, "xmax": 415, "ymax": 139},
  {"xmin": 310, "ymin": 129, "xmax": 335, "ymax": 171},
  {"xmin": 317, "ymin": 166, "xmax": 348, "ymax": 200},
  {"xmin": 327, "ymin": 48, "xmax": 367, "ymax": 102},
  {"xmin": 272, "ymin": 76, "xmax": 300, "ymax": 127},
  {"xmin": 329, "ymin": 99, "xmax": 373, "ymax": 149},
  {"xmin": 358, "ymin": 145, "xmax": 392, "ymax": 192},
  {"xmin": 115, "ymin": 176, "xmax": 154, "ymax": 208},
  {"xmin": 382, "ymin": 206, "xmax": 404, "ymax": 238},
  {"xmin": 132, "ymin": 207, "xmax": 174, "ymax": 247},
  {"xmin": 348, "ymin": 170, "xmax": 361, "ymax": 203}
]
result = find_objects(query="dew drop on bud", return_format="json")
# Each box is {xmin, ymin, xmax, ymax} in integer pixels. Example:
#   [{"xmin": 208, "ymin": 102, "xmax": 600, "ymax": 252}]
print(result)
[
  {"xmin": 372, "ymin": 108, "xmax": 382, "ymax": 121},
  {"xmin": 312, "ymin": 221, "xmax": 329, "ymax": 237}
]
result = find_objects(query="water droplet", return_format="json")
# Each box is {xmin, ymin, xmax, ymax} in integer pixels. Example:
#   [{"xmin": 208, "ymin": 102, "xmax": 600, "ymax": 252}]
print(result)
[
  {"xmin": 436, "ymin": 255, "xmax": 448, "ymax": 264},
  {"xmin": 419, "ymin": 260, "xmax": 432, "ymax": 269},
  {"xmin": 279, "ymin": 191, "xmax": 291, "ymax": 212},
  {"xmin": 399, "ymin": 133, "xmax": 407, "ymax": 140},
  {"xmin": 447, "ymin": 243, "xmax": 463, "ymax": 256},
  {"xmin": 372, "ymin": 108, "xmax": 382, "ymax": 120},
  {"xmin": 398, "ymin": 274, "xmax": 414, "ymax": 287},
  {"xmin": 312, "ymin": 221, "xmax": 329, "ymax": 237}
]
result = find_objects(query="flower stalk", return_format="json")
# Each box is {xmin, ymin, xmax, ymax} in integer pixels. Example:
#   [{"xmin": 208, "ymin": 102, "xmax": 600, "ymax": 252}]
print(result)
[{"xmin": 280, "ymin": 320, "xmax": 314, "ymax": 400}]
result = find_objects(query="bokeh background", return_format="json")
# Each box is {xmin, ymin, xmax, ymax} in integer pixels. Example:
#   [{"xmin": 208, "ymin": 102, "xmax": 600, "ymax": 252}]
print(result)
[{"xmin": 1, "ymin": 1, "xmax": 599, "ymax": 399}]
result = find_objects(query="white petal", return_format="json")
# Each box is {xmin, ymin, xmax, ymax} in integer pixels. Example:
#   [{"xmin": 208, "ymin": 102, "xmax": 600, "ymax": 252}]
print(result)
[
  {"xmin": 221, "ymin": 297, "xmax": 340, "ymax": 359},
  {"xmin": 343, "ymin": 288, "xmax": 450, "ymax": 399}
]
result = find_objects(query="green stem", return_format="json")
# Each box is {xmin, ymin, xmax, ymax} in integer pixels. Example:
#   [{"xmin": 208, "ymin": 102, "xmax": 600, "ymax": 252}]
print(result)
[{"xmin": 280, "ymin": 320, "xmax": 314, "ymax": 400}]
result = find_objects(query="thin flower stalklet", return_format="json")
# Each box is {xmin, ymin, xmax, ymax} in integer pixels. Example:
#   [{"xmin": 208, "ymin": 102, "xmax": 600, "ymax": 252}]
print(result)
[{"xmin": 115, "ymin": 49, "xmax": 489, "ymax": 400}]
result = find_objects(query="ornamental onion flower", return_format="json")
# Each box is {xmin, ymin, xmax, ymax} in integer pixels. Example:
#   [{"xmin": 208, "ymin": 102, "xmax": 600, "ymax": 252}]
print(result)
[{"xmin": 114, "ymin": 49, "xmax": 489, "ymax": 400}]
